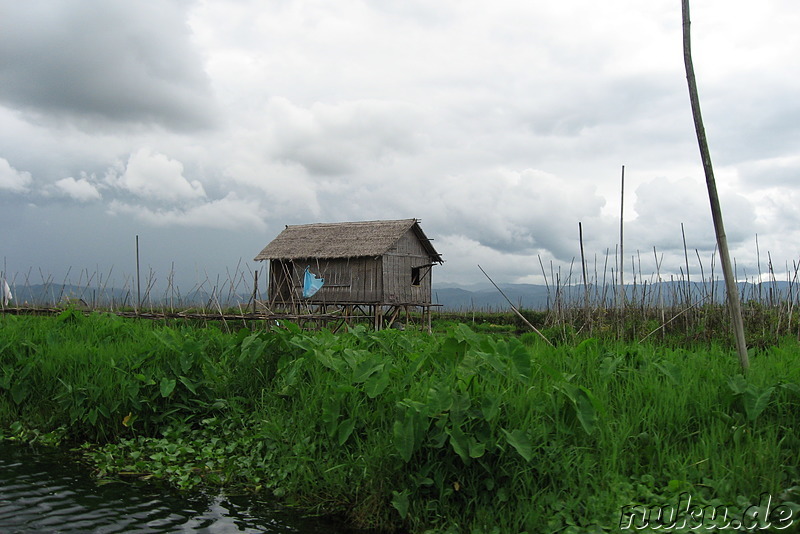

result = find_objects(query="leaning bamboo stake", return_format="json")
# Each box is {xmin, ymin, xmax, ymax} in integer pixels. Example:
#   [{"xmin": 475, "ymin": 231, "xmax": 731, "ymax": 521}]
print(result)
[
  {"xmin": 477, "ymin": 265, "xmax": 554, "ymax": 347},
  {"xmin": 682, "ymin": 0, "xmax": 749, "ymax": 370},
  {"xmin": 640, "ymin": 295, "xmax": 711, "ymax": 343}
]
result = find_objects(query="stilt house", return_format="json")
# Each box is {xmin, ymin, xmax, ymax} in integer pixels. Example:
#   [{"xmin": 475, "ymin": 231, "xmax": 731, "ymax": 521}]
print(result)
[{"xmin": 254, "ymin": 219, "xmax": 443, "ymax": 323}]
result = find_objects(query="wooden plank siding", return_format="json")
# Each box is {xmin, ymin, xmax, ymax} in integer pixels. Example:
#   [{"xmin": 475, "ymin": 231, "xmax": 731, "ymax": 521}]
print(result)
[
  {"xmin": 382, "ymin": 229, "xmax": 433, "ymax": 304},
  {"xmin": 268, "ymin": 257, "xmax": 384, "ymax": 305}
]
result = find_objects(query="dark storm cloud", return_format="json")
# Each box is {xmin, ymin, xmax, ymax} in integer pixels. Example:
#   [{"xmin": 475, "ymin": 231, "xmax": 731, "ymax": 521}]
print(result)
[{"xmin": 0, "ymin": 0, "xmax": 218, "ymax": 131}]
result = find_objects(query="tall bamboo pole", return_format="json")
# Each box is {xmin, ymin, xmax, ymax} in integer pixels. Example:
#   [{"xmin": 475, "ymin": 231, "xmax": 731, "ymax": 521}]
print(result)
[
  {"xmin": 135, "ymin": 234, "xmax": 141, "ymax": 313},
  {"xmin": 579, "ymin": 221, "xmax": 592, "ymax": 333},
  {"xmin": 618, "ymin": 165, "xmax": 625, "ymax": 310},
  {"xmin": 579, "ymin": 222, "xmax": 589, "ymax": 311},
  {"xmin": 682, "ymin": 0, "xmax": 749, "ymax": 370}
]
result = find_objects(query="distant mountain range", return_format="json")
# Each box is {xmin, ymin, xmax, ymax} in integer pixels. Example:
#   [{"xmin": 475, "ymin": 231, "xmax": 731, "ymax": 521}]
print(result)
[
  {"xmin": 5, "ymin": 280, "xmax": 795, "ymax": 311},
  {"xmin": 433, "ymin": 280, "xmax": 794, "ymax": 310}
]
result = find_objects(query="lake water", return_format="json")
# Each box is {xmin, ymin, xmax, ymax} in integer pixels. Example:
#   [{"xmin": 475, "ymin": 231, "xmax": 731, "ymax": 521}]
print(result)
[{"xmin": 0, "ymin": 441, "xmax": 360, "ymax": 533}]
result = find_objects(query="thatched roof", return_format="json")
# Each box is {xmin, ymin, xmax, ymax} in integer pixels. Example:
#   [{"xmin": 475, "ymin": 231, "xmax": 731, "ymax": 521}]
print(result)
[{"xmin": 254, "ymin": 219, "xmax": 442, "ymax": 262}]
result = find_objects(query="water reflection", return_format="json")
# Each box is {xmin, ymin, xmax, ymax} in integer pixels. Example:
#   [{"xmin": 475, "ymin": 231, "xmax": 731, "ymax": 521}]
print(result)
[{"xmin": 0, "ymin": 442, "xmax": 356, "ymax": 533}]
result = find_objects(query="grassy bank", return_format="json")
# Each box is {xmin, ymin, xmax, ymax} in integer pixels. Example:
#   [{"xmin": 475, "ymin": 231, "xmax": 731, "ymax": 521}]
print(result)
[{"xmin": 1, "ymin": 311, "xmax": 799, "ymax": 532}]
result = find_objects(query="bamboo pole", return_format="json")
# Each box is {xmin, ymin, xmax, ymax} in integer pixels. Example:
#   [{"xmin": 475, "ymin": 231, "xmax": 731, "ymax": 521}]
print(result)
[
  {"xmin": 618, "ymin": 165, "xmax": 625, "ymax": 311},
  {"xmin": 477, "ymin": 264, "xmax": 554, "ymax": 347},
  {"xmin": 682, "ymin": 0, "xmax": 749, "ymax": 370},
  {"xmin": 135, "ymin": 235, "xmax": 141, "ymax": 313},
  {"xmin": 579, "ymin": 222, "xmax": 591, "ymax": 333},
  {"xmin": 681, "ymin": 223, "xmax": 691, "ymax": 307},
  {"xmin": 252, "ymin": 269, "xmax": 258, "ymax": 314}
]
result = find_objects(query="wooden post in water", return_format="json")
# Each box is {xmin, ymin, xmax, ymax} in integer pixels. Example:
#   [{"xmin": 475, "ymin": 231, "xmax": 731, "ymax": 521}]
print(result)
[{"xmin": 682, "ymin": 0, "xmax": 749, "ymax": 370}]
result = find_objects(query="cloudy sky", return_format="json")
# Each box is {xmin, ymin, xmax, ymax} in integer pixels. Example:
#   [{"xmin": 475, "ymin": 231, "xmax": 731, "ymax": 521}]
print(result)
[{"xmin": 1, "ymin": 0, "xmax": 798, "ymax": 297}]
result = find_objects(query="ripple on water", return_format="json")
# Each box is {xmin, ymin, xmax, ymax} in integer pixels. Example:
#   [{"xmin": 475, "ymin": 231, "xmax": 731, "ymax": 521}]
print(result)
[{"xmin": 0, "ymin": 442, "xmax": 358, "ymax": 533}]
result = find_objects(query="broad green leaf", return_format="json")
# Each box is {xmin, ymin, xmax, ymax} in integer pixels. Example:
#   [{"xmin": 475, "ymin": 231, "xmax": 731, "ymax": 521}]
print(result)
[
  {"xmin": 134, "ymin": 373, "xmax": 154, "ymax": 385},
  {"xmin": 507, "ymin": 339, "xmax": 532, "ymax": 381},
  {"xmin": 480, "ymin": 394, "xmax": 502, "ymax": 422},
  {"xmin": 577, "ymin": 384, "xmax": 605, "ymax": 416},
  {"xmin": 452, "ymin": 323, "xmax": 480, "ymax": 344},
  {"xmin": 468, "ymin": 437, "xmax": 486, "ymax": 459},
  {"xmin": 573, "ymin": 386, "xmax": 598, "ymax": 435},
  {"xmin": 179, "ymin": 352, "xmax": 193, "ymax": 374},
  {"xmin": 342, "ymin": 348, "xmax": 370, "ymax": 373},
  {"xmin": 321, "ymin": 398, "xmax": 340, "ymax": 437},
  {"xmin": 240, "ymin": 333, "xmax": 265, "ymax": 358},
  {"xmin": 337, "ymin": 417, "xmax": 356, "ymax": 445},
  {"xmin": 538, "ymin": 362, "xmax": 565, "ymax": 382},
  {"xmin": 277, "ymin": 357, "xmax": 305, "ymax": 392},
  {"xmin": 426, "ymin": 384, "xmax": 454, "ymax": 415},
  {"xmin": 160, "ymin": 377, "xmax": 176, "ymax": 397},
  {"xmin": 178, "ymin": 376, "xmax": 197, "ymax": 394},
  {"xmin": 449, "ymin": 393, "xmax": 471, "ymax": 427},
  {"xmin": 447, "ymin": 426, "xmax": 470, "ymax": 462},
  {"xmin": 364, "ymin": 366, "xmax": 391, "ymax": 398},
  {"xmin": 10, "ymin": 382, "xmax": 28, "ymax": 404},
  {"xmin": 440, "ymin": 336, "xmax": 467, "ymax": 363},
  {"xmin": 313, "ymin": 349, "xmax": 347, "ymax": 375},
  {"xmin": 0, "ymin": 365, "xmax": 13, "ymax": 390},
  {"xmin": 598, "ymin": 355, "xmax": 622, "ymax": 377},
  {"xmin": 558, "ymin": 383, "xmax": 601, "ymax": 435},
  {"xmin": 351, "ymin": 358, "xmax": 383, "ymax": 384},
  {"xmin": 781, "ymin": 382, "xmax": 800, "ymax": 396},
  {"xmin": 501, "ymin": 428, "xmax": 534, "ymax": 462},
  {"xmin": 475, "ymin": 348, "xmax": 507, "ymax": 375},
  {"xmin": 575, "ymin": 337, "xmax": 599, "ymax": 355},
  {"xmin": 393, "ymin": 412, "xmax": 416, "ymax": 462},
  {"xmin": 56, "ymin": 308, "xmax": 81, "ymax": 323},
  {"xmin": 391, "ymin": 490, "xmax": 411, "ymax": 519},
  {"xmin": 727, "ymin": 374, "xmax": 749, "ymax": 395},
  {"xmin": 153, "ymin": 330, "xmax": 181, "ymax": 352},
  {"xmin": 654, "ymin": 361, "xmax": 682, "ymax": 386},
  {"xmin": 743, "ymin": 386, "xmax": 774, "ymax": 423}
]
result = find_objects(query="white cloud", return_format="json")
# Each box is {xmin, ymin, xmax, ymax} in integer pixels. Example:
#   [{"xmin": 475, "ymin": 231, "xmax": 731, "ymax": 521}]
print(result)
[
  {"xmin": 0, "ymin": 158, "xmax": 32, "ymax": 192},
  {"xmin": 1, "ymin": 0, "xmax": 799, "ymax": 289},
  {"xmin": 107, "ymin": 193, "xmax": 266, "ymax": 231},
  {"xmin": 628, "ymin": 177, "xmax": 757, "ymax": 251},
  {"xmin": 261, "ymin": 97, "xmax": 424, "ymax": 176},
  {"xmin": 435, "ymin": 233, "xmax": 546, "ymax": 286},
  {"xmin": 54, "ymin": 176, "xmax": 101, "ymax": 202},
  {"xmin": 106, "ymin": 148, "xmax": 206, "ymax": 202},
  {"xmin": 424, "ymin": 168, "xmax": 607, "ymax": 259},
  {"xmin": 221, "ymin": 157, "xmax": 321, "ymax": 218}
]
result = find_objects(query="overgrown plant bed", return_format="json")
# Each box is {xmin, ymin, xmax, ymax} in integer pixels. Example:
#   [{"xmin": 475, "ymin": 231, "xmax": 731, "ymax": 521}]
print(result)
[{"xmin": 1, "ymin": 311, "xmax": 799, "ymax": 532}]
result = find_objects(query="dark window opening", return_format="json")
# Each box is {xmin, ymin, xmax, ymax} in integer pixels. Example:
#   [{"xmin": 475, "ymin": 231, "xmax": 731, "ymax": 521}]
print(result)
[{"xmin": 411, "ymin": 267, "xmax": 421, "ymax": 286}]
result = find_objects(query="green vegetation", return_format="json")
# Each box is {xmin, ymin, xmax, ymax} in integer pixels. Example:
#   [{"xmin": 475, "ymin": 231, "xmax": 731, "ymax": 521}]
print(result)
[
  {"xmin": 1, "ymin": 310, "xmax": 799, "ymax": 532},
  {"xmin": 435, "ymin": 301, "xmax": 800, "ymax": 347}
]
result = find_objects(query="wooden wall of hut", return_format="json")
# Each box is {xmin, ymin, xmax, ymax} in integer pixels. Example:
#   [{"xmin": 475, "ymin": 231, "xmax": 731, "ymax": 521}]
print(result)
[
  {"xmin": 382, "ymin": 229, "xmax": 433, "ymax": 304},
  {"xmin": 268, "ymin": 257, "xmax": 383, "ymax": 306}
]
